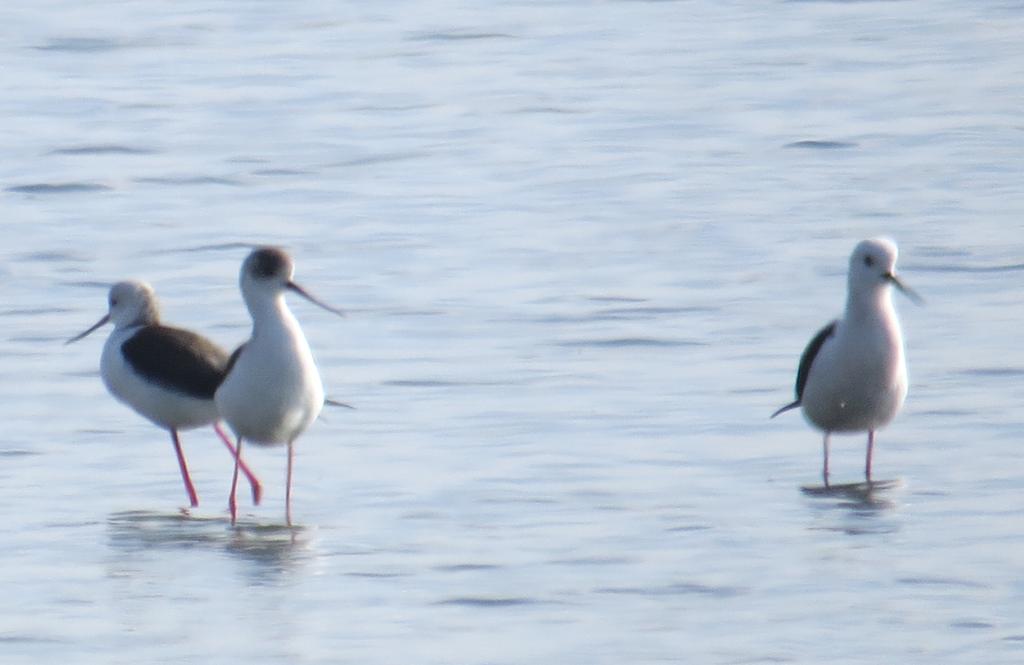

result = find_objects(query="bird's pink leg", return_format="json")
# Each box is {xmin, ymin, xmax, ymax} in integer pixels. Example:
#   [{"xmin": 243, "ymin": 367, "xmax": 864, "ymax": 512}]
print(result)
[
  {"xmin": 822, "ymin": 433, "xmax": 831, "ymax": 488},
  {"xmin": 214, "ymin": 422, "xmax": 263, "ymax": 505},
  {"xmin": 170, "ymin": 429, "xmax": 200, "ymax": 508},
  {"xmin": 865, "ymin": 430, "xmax": 875, "ymax": 484},
  {"xmin": 228, "ymin": 436, "xmax": 243, "ymax": 525},
  {"xmin": 286, "ymin": 440, "xmax": 294, "ymax": 527}
]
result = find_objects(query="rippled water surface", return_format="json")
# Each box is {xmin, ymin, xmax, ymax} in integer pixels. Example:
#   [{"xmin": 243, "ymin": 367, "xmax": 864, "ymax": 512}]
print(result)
[{"xmin": 2, "ymin": 1, "xmax": 1024, "ymax": 663}]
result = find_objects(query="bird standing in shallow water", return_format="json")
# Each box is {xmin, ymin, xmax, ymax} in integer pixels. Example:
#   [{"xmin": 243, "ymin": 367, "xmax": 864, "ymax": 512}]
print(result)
[
  {"xmin": 67, "ymin": 280, "xmax": 262, "ymax": 508},
  {"xmin": 215, "ymin": 247, "xmax": 342, "ymax": 525},
  {"xmin": 772, "ymin": 238, "xmax": 921, "ymax": 487}
]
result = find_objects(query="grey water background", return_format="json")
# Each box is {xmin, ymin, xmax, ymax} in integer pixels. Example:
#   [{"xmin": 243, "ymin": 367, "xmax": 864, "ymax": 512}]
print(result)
[{"xmin": 1, "ymin": 1, "xmax": 1023, "ymax": 663}]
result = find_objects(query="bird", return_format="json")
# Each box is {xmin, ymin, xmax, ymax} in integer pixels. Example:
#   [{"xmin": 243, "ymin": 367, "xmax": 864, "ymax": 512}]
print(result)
[
  {"xmin": 771, "ymin": 238, "xmax": 921, "ymax": 487},
  {"xmin": 67, "ymin": 280, "xmax": 263, "ymax": 508},
  {"xmin": 215, "ymin": 247, "xmax": 343, "ymax": 525}
]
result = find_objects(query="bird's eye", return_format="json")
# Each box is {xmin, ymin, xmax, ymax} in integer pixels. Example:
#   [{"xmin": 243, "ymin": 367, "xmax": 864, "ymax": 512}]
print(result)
[
  {"xmin": 109, "ymin": 297, "xmax": 118, "ymax": 307},
  {"xmin": 863, "ymin": 255, "xmax": 874, "ymax": 267}
]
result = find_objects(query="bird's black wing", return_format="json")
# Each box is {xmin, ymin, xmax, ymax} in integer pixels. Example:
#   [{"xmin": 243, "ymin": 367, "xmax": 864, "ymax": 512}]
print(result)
[
  {"xmin": 223, "ymin": 342, "xmax": 247, "ymax": 379},
  {"xmin": 771, "ymin": 320, "xmax": 837, "ymax": 418},
  {"xmin": 121, "ymin": 325, "xmax": 230, "ymax": 400},
  {"xmin": 795, "ymin": 320, "xmax": 837, "ymax": 400}
]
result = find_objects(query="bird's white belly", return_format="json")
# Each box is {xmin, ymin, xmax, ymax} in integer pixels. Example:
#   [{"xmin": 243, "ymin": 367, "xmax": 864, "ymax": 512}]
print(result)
[
  {"xmin": 100, "ymin": 336, "xmax": 218, "ymax": 430},
  {"xmin": 215, "ymin": 339, "xmax": 324, "ymax": 445},
  {"xmin": 801, "ymin": 334, "xmax": 907, "ymax": 432}
]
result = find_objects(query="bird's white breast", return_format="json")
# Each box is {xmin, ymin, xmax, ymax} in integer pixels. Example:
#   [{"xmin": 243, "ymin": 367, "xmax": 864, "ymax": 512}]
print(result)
[
  {"xmin": 801, "ymin": 308, "xmax": 908, "ymax": 432},
  {"xmin": 215, "ymin": 306, "xmax": 324, "ymax": 445}
]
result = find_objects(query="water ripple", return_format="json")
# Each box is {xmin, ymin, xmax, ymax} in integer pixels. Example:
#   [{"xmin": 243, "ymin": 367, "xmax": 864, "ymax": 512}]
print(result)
[
  {"xmin": 15, "ymin": 250, "xmax": 89, "ymax": 263},
  {"xmin": 554, "ymin": 337, "xmax": 704, "ymax": 348},
  {"xmin": 251, "ymin": 168, "xmax": 312, "ymax": 176},
  {"xmin": 436, "ymin": 597, "xmax": 539, "ymax": 607},
  {"xmin": 409, "ymin": 31, "xmax": 516, "ymax": 42},
  {"xmin": 325, "ymin": 152, "xmax": 424, "ymax": 168},
  {"xmin": 912, "ymin": 262, "xmax": 1024, "ymax": 274},
  {"xmin": 50, "ymin": 144, "xmax": 156, "ymax": 155},
  {"xmin": 513, "ymin": 106, "xmax": 585, "ymax": 115},
  {"xmin": 135, "ymin": 176, "xmax": 243, "ymax": 187},
  {"xmin": 536, "ymin": 306, "xmax": 714, "ymax": 324},
  {"xmin": 784, "ymin": 139, "xmax": 858, "ymax": 149},
  {"xmin": 596, "ymin": 581, "xmax": 746, "ymax": 598},
  {"xmin": 7, "ymin": 183, "xmax": 111, "ymax": 194},
  {"xmin": 549, "ymin": 555, "xmax": 633, "ymax": 566},
  {"xmin": 433, "ymin": 563, "xmax": 503, "ymax": 573},
  {"xmin": 0, "ymin": 449, "xmax": 38, "ymax": 458},
  {"xmin": 382, "ymin": 378, "xmax": 511, "ymax": 388},
  {"xmin": 897, "ymin": 576, "xmax": 989, "ymax": 590},
  {"xmin": 0, "ymin": 634, "xmax": 69, "ymax": 645},
  {"xmin": 148, "ymin": 242, "xmax": 259, "ymax": 255},
  {"xmin": 958, "ymin": 367, "xmax": 1024, "ymax": 377},
  {"xmin": 586, "ymin": 295, "xmax": 647, "ymax": 304},
  {"xmin": 35, "ymin": 37, "xmax": 124, "ymax": 52}
]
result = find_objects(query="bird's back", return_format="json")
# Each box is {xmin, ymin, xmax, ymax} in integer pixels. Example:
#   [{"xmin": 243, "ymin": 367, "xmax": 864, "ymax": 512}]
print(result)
[{"xmin": 101, "ymin": 324, "xmax": 226, "ymax": 430}]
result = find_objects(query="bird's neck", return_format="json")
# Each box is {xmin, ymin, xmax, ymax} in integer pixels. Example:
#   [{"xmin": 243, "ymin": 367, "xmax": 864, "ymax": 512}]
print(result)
[
  {"xmin": 845, "ymin": 285, "xmax": 897, "ymax": 327},
  {"xmin": 246, "ymin": 293, "xmax": 300, "ymax": 340}
]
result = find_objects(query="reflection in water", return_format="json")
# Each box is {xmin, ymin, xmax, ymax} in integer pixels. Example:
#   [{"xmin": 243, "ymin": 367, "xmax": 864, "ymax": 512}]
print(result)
[
  {"xmin": 803, "ymin": 480, "xmax": 903, "ymax": 535},
  {"xmin": 107, "ymin": 510, "xmax": 226, "ymax": 550},
  {"xmin": 107, "ymin": 510, "xmax": 315, "ymax": 581},
  {"xmin": 802, "ymin": 479, "xmax": 900, "ymax": 509},
  {"xmin": 226, "ymin": 523, "xmax": 316, "ymax": 580}
]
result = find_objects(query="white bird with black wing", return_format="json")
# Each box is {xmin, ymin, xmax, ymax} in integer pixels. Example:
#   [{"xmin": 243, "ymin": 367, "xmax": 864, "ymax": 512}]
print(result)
[
  {"xmin": 215, "ymin": 247, "xmax": 343, "ymax": 525},
  {"xmin": 772, "ymin": 238, "xmax": 921, "ymax": 487},
  {"xmin": 68, "ymin": 280, "xmax": 262, "ymax": 508}
]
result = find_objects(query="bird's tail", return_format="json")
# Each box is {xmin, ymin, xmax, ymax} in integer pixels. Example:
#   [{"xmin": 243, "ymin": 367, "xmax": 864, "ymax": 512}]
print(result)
[
  {"xmin": 770, "ymin": 400, "xmax": 800, "ymax": 419},
  {"xmin": 325, "ymin": 398, "xmax": 356, "ymax": 409}
]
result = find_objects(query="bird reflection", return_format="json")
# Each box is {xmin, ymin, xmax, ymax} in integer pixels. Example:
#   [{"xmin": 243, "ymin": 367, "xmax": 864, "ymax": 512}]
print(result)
[
  {"xmin": 226, "ymin": 522, "xmax": 314, "ymax": 577},
  {"xmin": 802, "ymin": 479, "xmax": 900, "ymax": 509},
  {"xmin": 106, "ymin": 510, "xmax": 314, "ymax": 580},
  {"xmin": 803, "ymin": 480, "xmax": 902, "ymax": 535}
]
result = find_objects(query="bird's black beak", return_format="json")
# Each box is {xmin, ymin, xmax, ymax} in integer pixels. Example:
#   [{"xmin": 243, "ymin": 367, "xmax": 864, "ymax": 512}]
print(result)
[
  {"xmin": 65, "ymin": 313, "xmax": 111, "ymax": 345},
  {"xmin": 885, "ymin": 273, "xmax": 924, "ymax": 305},
  {"xmin": 286, "ymin": 281, "xmax": 344, "ymax": 317}
]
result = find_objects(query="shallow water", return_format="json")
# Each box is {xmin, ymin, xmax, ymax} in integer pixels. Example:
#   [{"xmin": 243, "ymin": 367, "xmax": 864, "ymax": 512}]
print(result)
[{"xmin": 2, "ymin": 1, "xmax": 1023, "ymax": 663}]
